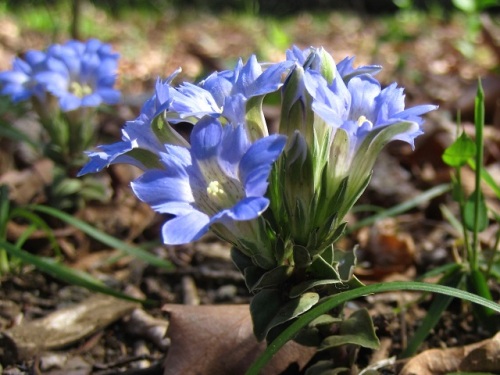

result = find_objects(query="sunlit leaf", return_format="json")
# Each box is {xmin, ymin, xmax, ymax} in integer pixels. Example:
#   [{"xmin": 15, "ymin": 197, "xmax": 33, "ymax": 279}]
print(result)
[{"xmin": 442, "ymin": 132, "xmax": 476, "ymax": 167}]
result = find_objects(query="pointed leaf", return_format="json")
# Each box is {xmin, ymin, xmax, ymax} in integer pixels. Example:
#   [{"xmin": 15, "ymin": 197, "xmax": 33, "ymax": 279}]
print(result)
[
  {"xmin": 442, "ymin": 132, "xmax": 476, "ymax": 167},
  {"xmin": 318, "ymin": 309, "xmax": 379, "ymax": 350},
  {"xmin": 251, "ymin": 289, "xmax": 320, "ymax": 341},
  {"xmin": 265, "ymin": 292, "xmax": 320, "ymax": 340},
  {"xmin": 333, "ymin": 247, "xmax": 357, "ymax": 281},
  {"xmin": 247, "ymin": 265, "xmax": 293, "ymax": 292},
  {"xmin": 309, "ymin": 254, "xmax": 341, "ymax": 280}
]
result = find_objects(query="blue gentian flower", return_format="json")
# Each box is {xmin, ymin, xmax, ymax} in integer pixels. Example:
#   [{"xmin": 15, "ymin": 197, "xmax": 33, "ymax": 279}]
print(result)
[
  {"xmin": 0, "ymin": 50, "xmax": 47, "ymax": 103},
  {"xmin": 131, "ymin": 116, "xmax": 286, "ymax": 253},
  {"xmin": 35, "ymin": 39, "xmax": 121, "ymax": 112},
  {"xmin": 286, "ymin": 45, "xmax": 382, "ymax": 82},
  {"xmin": 169, "ymin": 55, "xmax": 292, "ymax": 125},
  {"xmin": 274, "ymin": 46, "xmax": 437, "ymax": 251},
  {"xmin": 79, "ymin": 56, "xmax": 292, "ymax": 176},
  {"xmin": 78, "ymin": 72, "xmax": 183, "ymax": 175}
]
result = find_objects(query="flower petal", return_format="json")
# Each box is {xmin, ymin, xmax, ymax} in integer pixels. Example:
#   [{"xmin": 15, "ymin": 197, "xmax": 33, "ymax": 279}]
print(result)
[
  {"xmin": 162, "ymin": 210, "xmax": 210, "ymax": 244},
  {"xmin": 132, "ymin": 168, "xmax": 194, "ymax": 213}
]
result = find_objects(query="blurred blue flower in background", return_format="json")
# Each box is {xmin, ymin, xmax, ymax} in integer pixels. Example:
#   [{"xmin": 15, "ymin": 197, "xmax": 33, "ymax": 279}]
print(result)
[{"xmin": 35, "ymin": 39, "xmax": 121, "ymax": 111}]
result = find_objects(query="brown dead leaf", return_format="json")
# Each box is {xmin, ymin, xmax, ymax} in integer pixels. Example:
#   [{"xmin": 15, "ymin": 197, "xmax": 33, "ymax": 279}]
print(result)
[
  {"xmin": 357, "ymin": 218, "xmax": 415, "ymax": 279},
  {"xmin": 0, "ymin": 158, "xmax": 53, "ymax": 205},
  {"xmin": 0, "ymin": 294, "xmax": 138, "ymax": 365},
  {"xmin": 162, "ymin": 304, "xmax": 316, "ymax": 375},
  {"xmin": 400, "ymin": 331, "xmax": 500, "ymax": 375}
]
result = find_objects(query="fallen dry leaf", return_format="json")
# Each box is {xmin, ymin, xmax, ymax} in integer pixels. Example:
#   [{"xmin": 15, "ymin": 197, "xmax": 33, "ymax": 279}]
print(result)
[
  {"xmin": 400, "ymin": 331, "xmax": 500, "ymax": 375},
  {"xmin": 0, "ymin": 294, "xmax": 138, "ymax": 364},
  {"xmin": 0, "ymin": 158, "xmax": 53, "ymax": 205},
  {"xmin": 357, "ymin": 218, "xmax": 416, "ymax": 279},
  {"xmin": 162, "ymin": 304, "xmax": 316, "ymax": 375}
]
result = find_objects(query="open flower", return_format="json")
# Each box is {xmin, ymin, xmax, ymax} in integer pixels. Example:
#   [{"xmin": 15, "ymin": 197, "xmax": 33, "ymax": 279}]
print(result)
[
  {"xmin": 131, "ymin": 116, "xmax": 286, "ymax": 267},
  {"xmin": 273, "ymin": 47, "xmax": 437, "ymax": 252},
  {"xmin": 304, "ymin": 68, "xmax": 437, "ymax": 212},
  {"xmin": 35, "ymin": 39, "xmax": 120, "ymax": 112},
  {"xmin": 78, "ymin": 72, "xmax": 183, "ymax": 175},
  {"xmin": 169, "ymin": 56, "xmax": 292, "ymax": 125},
  {"xmin": 79, "ymin": 56, "xmax": 292, "ymax": 176}
]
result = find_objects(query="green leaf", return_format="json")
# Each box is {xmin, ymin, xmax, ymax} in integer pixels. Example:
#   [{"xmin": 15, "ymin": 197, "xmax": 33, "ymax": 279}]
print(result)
[
  {"xmin": 467, "ymin": 159, "xmax": 500, "ymax": 199},
  {"xmin": 289, "ymin": 279, "xmax": 346, "ymax": 298},
  {"xmin": 452, "ymin": 0, "xmax": 477, "ymax": 12},
  {"xmin": 401, "ymin": 269, "xmax": 465, "ymax": 358},
  {"xmin": 464, "ymin": 189, "xmax": 488, "ymax": 232},
  {"xmin": 292, "ymin": 244, "xmax": 312, "ymax": 267},
  {"xmin": 309, "ymin": 253, "xmax": 341, "ymax": 280},
  {"xmin": 246, "ymin": 265, "xmax": 293, "ymax": 292},
  {"xmin": 245, "ymin": 281, "xmax": 500, "ymax": 375},
  {"xmin": 0, "ymin": 240, "xmax": 149, "ymax": 305},
  {"xmin": 348, "ymin": 184, "xmax": 451, "ymax": 233},
  {"xmin": 28, "ymin": 205, "xmax": 174, "ymax": 270},
  {"xmin": 468, "ymin": 269, "xmax": 495, "ymax": 319},
  {"xmin": 333, "ymin": 247, "xmax": 357, "ymax": 281},
  {"xmin": 318, "ymin": 309, "xmax": 379, "ymax": 350},
  {"xmin": 442, "ymin": 132, "xmax": 476, "ymax": 167},
  {"xmin": 250, "ymin": 289, "xmax": 319, "ymax": 341},
  {"xmin": 250, "ymin": 289, "xmax": 285, "ymax": 341},
  {"xmin": 0, "ymin": 121, "xmax": 38, "ymax": 150}
]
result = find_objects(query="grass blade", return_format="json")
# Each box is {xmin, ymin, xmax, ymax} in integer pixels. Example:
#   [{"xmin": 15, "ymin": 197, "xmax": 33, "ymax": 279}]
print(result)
[
  {"xmin": 400, "ymin": 268, "xmax": 464, "ymax": 358},
  {"xmin": 0, "ymin": 240, "xmax": 151, "ymax": 305},
  {"xmin": 347, "ymin": 183, "xmax": 451, "ymax": 233},
  {"xmin": 29, "ymin": 205, "xmax": 174, "ymax": 270}
]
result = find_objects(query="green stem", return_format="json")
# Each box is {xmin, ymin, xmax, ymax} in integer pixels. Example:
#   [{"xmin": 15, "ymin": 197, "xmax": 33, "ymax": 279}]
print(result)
[
  {"xmin": 486, "ymin": 227, "xmax": 500, "ymax": 278},
  {"xmin": 245, "ymin": 281, "xmax": 500, "ymax": 375},
  {"xmin": 456, "ymin": 167, "xmax": 472, "ymax": 264},
  {"xmin": 472, "ymin": 79, "xmax": 484, "ymax": 270}
]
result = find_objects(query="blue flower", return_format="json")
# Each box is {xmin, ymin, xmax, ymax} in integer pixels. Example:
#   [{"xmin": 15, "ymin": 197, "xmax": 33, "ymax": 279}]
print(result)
[
  {"xmin": 78, "ymin": 72, "xmax": 183, "ymax": 175},
  {"xmin": 169, "ymin": 55, "xmax": 292, "ymax": 125},
  {"xmin": 305, "ymin": 69, "xmax": 437, "ymax": 151},
  {"xmin": 286, "ymin": 45, "xmax": 382, "ymax": 82},
  {"xmin": 79, "ymin": 56, "xmax": 292, "ymax": 175},
  {"xmin": 35, "ymin": 39, "xmax": 121, "ymax": 111},
  {"xmin": 130, "ymin": 116, "xmax": 286, "ymax": 255},
  {"xmin": 299, "ymin": 67, "xmax": 437, "ymax": 221},
  {"xmin": 0, "ymin": 50, "xmax": 47, "ymax": 103}
]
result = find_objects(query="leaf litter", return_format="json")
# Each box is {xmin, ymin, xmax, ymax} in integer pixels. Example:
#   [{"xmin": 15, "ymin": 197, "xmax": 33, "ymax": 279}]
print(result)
[{"xmin": 0, "ymin": 5, "xmax": 499, "ymax": 375}]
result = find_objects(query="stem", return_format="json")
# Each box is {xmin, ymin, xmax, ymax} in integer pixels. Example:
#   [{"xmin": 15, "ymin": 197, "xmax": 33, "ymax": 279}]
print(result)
[
  {"xmin": 485, "ymin": 226, "xmax": 500, "ymax": 278},
  {"xmin": 456, "ymin": 167, "xmax": 472, "ymax": 265},
  {"xmin": 472, "ymin": 79, "xmax": 485, "ymax": 270}
]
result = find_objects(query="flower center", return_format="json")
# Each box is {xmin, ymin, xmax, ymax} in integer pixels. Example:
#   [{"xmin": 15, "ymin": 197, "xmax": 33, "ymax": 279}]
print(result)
[
  {"xmin": 207, "ymin": 180, "xmax": 225, "ymax": 198},
  {"xmin": 70, "ymin": 81, "xmax": 93, "ymax": 98},
  {"xmin": 357, "ymin": 115, "xmax": 373, "ymax": 127}
]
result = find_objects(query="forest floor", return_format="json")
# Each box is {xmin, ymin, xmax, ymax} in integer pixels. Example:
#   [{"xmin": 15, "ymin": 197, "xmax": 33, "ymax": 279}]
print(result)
[{"xmin": 0, "ymin": 4, "xmax": 499, "ymax": 374}]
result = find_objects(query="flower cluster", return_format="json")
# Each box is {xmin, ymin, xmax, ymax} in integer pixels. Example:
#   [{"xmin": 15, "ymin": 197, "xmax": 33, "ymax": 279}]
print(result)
[
  {"xmin": 0, "ymin": 39, "xmax": 120, "ymax": 112},
  {"xmin": 80, "ymin": 46, "xmax": 436, "ymax": 269},
  {"xmin": 0, "ymin": 39, "xmax": 121, "ymax": 168}
]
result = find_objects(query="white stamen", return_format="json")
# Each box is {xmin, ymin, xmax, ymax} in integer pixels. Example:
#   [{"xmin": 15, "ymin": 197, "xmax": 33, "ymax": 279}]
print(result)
[
  {"xmin": 207, "ymin": 180, "xmax": 225, "ymax": 198},
  {"xmin": 357, "ymin": 115, "xmax": 372, "ymax": 127}
]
